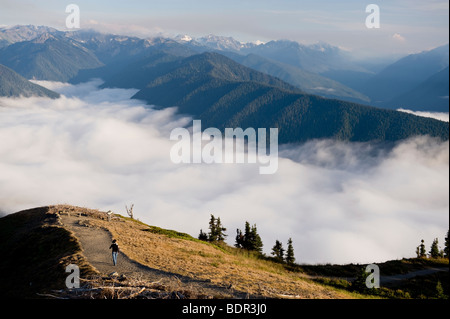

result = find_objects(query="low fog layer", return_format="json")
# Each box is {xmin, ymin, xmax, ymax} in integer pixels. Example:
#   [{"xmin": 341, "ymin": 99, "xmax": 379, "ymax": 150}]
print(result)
[
  {"xmin": 0, "ymin": 80, "xmax": 448, "ymax": 264},
  {"xmin": 398, "ymin": 108, "xmax": 449, "ymax": 122}
]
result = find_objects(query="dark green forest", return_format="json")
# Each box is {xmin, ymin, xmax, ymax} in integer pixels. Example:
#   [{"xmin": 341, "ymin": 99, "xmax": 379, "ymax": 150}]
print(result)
[
  {"xmin": 129, "ymin": 52, "xmax": 449, "ymax": 143},
  {"xmin": 0, "ymin": 64, "xmax": 60, "ymax": 98}
]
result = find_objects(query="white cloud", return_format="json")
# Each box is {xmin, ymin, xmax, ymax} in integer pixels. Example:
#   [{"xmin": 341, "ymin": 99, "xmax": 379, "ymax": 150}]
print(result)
[
  {"xmin": 0, "ymin": 81, "xmax": 448, "ymax": 265},
  {"xmin": 392, "ymin": 33, "xmax": 406, "ymax": 42},
  {"xmin": 397, "ymin": 108, "xmax": 449, "ymax": 122}
]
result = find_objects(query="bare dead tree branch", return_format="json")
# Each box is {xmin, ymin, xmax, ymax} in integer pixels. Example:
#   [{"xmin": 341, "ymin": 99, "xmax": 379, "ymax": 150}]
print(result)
[{"xmin": 125, "ymin": 204, "xmax": 134, "ymax": 219}]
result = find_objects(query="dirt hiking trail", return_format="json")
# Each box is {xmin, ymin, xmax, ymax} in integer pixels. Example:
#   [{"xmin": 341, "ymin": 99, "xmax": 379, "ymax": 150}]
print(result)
[{"xmin": 61, "ymin": 214, "xmax": 249, "ymax": 298}]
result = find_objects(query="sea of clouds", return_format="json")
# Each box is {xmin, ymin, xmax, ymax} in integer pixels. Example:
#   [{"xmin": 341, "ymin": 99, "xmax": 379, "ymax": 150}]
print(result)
[{"xmin": 0, "ymin": 80, "xmax": 448, "ymax": 264}]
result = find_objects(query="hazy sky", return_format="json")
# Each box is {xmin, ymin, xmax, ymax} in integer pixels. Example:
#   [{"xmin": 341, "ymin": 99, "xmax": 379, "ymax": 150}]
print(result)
[{"xmin": 0, "ymin": 0, "xmax": 448, "ymax": 57}]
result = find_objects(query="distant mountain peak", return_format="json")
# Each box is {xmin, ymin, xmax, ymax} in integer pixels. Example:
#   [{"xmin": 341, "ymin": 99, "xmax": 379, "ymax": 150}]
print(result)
[
  {"xmin": 264, "ymin": 39, "xmax": 301, "ymax": 48},
  {"xmin": 196, "ymin": 34, "xmax": 249, "ymax": 51},
  {"xmin": 175, "ymin": 34, "xmax": 193, "ymax": 42},
  {"xmin": 253, "ymin": 40, "xmax": 266, "ymax": 46},
  {"xmin": 31, "ymin": 32, "xmax": 58, "ymax": 44},
  {"xmin": 145, "ymin": 36, "xmax": 177, "ymax": 45},
  {"xmin": 5, "ymin": 24, "xmax": 57, "ymax": 33},
  {"xmin": 0, "ymin": 25, "xmax": 59, "ymax": 46}
]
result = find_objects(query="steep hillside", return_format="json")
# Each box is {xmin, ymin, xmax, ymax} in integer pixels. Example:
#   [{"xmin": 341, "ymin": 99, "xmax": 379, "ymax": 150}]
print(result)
[
  {"xmin": 240, "ymin": 40, "xmax": 367, "ymax": 74},
  {"xmin": 386, "ymin": 67, "xmax": 449, "ymax": 112},
  {"xmin": 0, "ymin": 33, "xmax": 103, "ymax": 82},
  {"xmin": 0, "ymin": 64, "xmax": 60, "ymax": 98},
  {"xmin": 120, "ymin": 51, "xmax": 300, "ymax": 93},
  {"xmin": 0, "ymin": 205, "xmax": 355, "ymax": 299},
  {"xmin": 99, "ymin": 51, "xmax": 187, "ymax": 89},
  {"xmin": 3, "ymin": 205, "xmax": 445, "ymax": 299},
  {"xmin": 222, "ymin": 52, "xmax": 370, "ymax": 104},
  {"xmin": 360, "ymin": 44, "xmax": 449, "ymax": 105},
  {"xmin": 68, "ymin": 33, "xmax": 198, "ymax": 84},
  {"xmin": 130, "ymin": 52, "xmax": 449, "ymax": 143}
]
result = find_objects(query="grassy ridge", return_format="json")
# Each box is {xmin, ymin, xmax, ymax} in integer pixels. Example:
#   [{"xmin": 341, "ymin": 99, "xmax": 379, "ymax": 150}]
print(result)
[
  {"xmin": 1, "ymin": 205, "xmax": 447, "ymax": 299},
  {"xmin": 0, "ymin": 206, "xmax": 355, "ymax": 298},
  {"xmin": 87, "ymin": 211, "xmax": 356, "ymax": 298}
]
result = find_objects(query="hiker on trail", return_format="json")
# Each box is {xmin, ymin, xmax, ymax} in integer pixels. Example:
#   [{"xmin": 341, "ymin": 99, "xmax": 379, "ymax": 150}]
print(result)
[{"xmin": 109, "ymin": 239, "xmax": 119, "ymax": 266}]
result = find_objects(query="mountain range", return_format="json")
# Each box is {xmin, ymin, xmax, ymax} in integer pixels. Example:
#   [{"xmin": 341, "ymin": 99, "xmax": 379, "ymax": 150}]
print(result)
[
  {"xmin": 0, "ymin": 63, "xmax": 60, "ymax": 98},
  {"xmin": 126, "ymin": 52, "xmax": 448, "ymax": 143},
  {"xmin": 0, "ymin": 25, "xmax": 58, "ymax": 48},
  {"xmin": 178, "ymin": 34, "xmax": 449, "ymax": 112},
  {"xmin": 0, "ymin": 32, "xmax": 103, "ymax": 82},
  {"xmin": 359, "ymin": 44, "xmax": 449, "ymax": 109},
  {"xmin": 0, "ymin": 25, "xmax": 448, "ymax": 143},
  {"xmin": 1, "ymin": 26, "xmax": 447, "ymax": 109}
]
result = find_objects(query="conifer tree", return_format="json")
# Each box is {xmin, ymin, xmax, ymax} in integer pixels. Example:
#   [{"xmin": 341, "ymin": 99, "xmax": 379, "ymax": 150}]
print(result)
[
  {"xmin": 444, "ymin": 230, "xmax": 449, "ymax": 259},
  {"xmin": 243, "ymin": 222, "xmax": 252, "ymax": 250},
  {"xmin": 235, "ymin": 221, "xmax": 263, "ymax": 253},
  {"xmin": 207, "ymin": 214, "xmax": 227, "ymax": 242},
  {"xmin": 435, "ymin": 281, "xmax": 445, "ymax": 299},
  {"xmin": 271, "ymin": 240, "xmax": 285, "ymax": 262},
  {"xmin": 429, "ymin": 238, "xmax": 440, "ymax": 259},
  {"xmin": 249, "ymin": 224, "xmax": 263, "ymax": 253},
  {"xmin": 198, "ymin": 229, "xmax": 208, "ymax": 241},
  {"xmin": 235, "ymin": 229, "xmax": 244, "ymax": 248},
  {"xmin": 208, "ymin": 214, "xmax": 217, "ymax": 242},
  {"xmin": 215, "ymin": 217, "xmax": 227, "ymax": 242},
  {"xmin": 418, "ymin": 239, "xmax": 427, "ymax": 258},
  {"xmin": 285, "ymin": 238, "xmax": 295, "ymax": 265},
  {"xmin": 352, "ymin": 266, "xmax": 371, "ymax": 293}
]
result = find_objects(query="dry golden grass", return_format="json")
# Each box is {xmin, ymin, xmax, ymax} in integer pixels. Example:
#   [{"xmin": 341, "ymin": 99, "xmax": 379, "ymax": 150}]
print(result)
[
  {"xmin": 99, "ymin": 222, "xmax": 351, "ymax": 297},
  {"xmin": 51, "ymin": 205, "xmax": 355, "ymax": 299}
]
